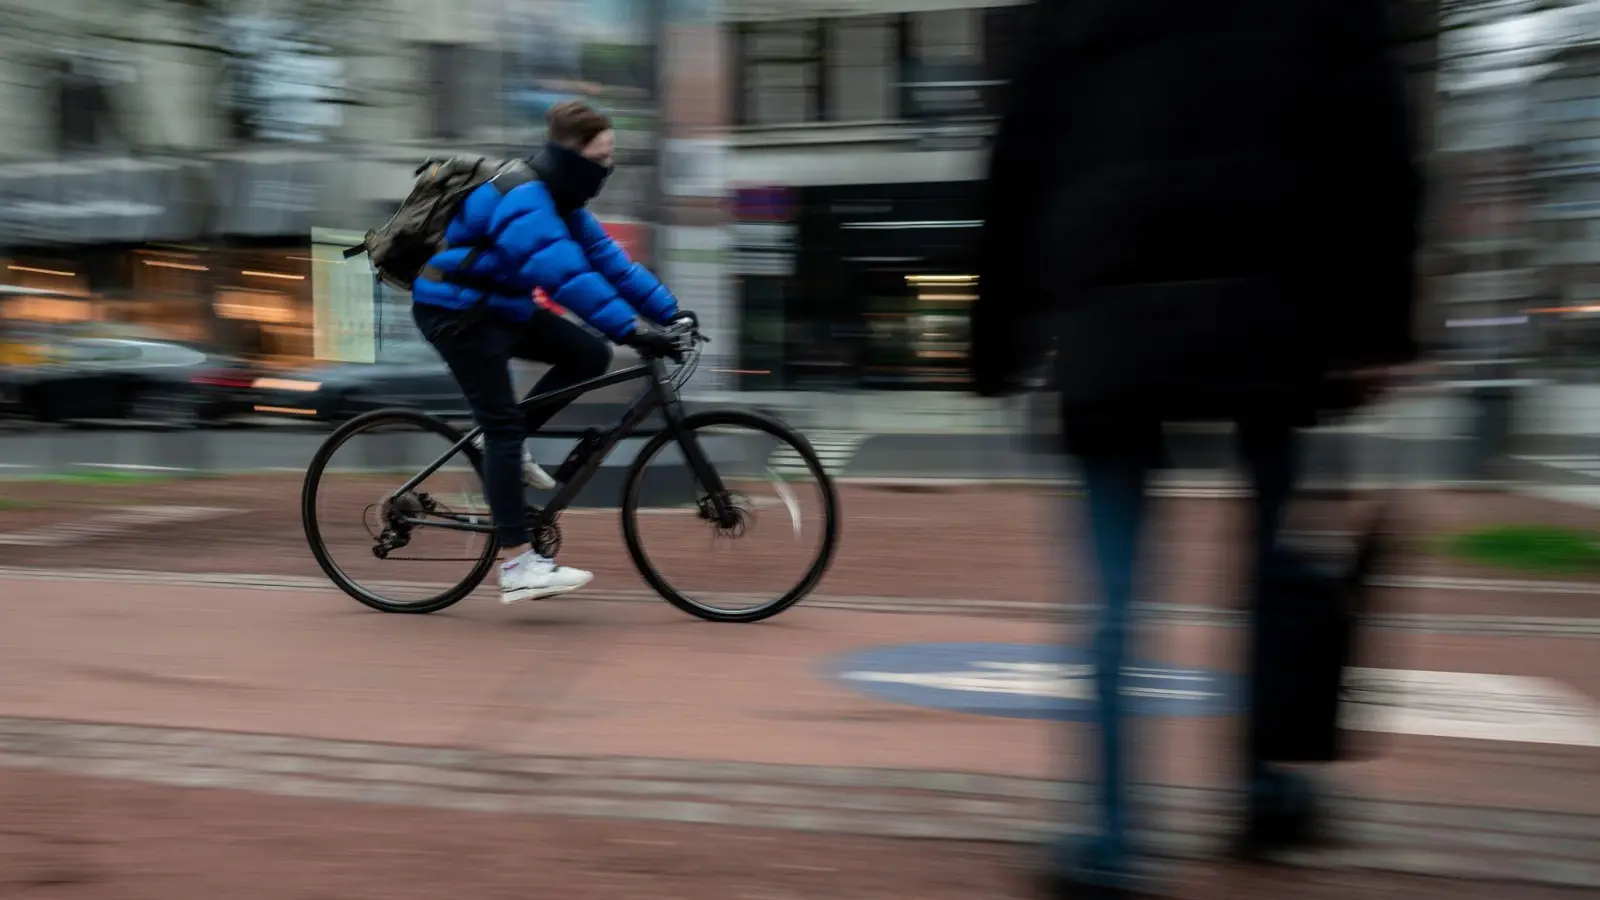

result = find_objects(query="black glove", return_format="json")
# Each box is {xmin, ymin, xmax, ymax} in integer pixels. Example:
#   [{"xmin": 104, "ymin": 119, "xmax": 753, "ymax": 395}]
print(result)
[
  {"xmin": 622, "ymin": 324, "xmax": 682, "ymax": 362},
  {"xmin": 668, "ymin": 309, "xmax": 697, "ymax": 328}
]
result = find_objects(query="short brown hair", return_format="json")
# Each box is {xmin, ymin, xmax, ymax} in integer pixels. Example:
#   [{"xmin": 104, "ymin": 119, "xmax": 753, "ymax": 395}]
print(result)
[{"xmin": 545, "ymin": 100, "xmax": 613, "ymax": 148}]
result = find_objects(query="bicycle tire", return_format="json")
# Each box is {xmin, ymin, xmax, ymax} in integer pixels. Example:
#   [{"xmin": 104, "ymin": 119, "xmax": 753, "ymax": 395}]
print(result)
[
  {"xmin": 620, "ymin": 408, "xmax": 841, "ymax": 623},
  {"xmin": 301, "ymin": 408, "xmax": 496, "ymax": 614}
]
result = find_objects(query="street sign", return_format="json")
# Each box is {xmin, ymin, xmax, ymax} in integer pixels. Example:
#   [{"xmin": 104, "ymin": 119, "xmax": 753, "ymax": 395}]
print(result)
[
  {"xmin": 311, "ymin": 227, "xmax": 376, "ymax": 364},
  {"xmin": 829, "ymin": 642, "xmax": 1600, "ymax": 746},
  {"xmin": 732, "ymin": 186, "xmax": 797, "ymax": 223}
]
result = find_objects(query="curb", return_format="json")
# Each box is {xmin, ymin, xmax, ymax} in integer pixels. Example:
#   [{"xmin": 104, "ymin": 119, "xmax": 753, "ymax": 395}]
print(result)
[
  {"xmin": 838, "ymin": 476, "xmax": 1532, "ymax": 495},
  {"xmin": 0, "ymin": 717, "xmax": 1595, "ymax": 888}
]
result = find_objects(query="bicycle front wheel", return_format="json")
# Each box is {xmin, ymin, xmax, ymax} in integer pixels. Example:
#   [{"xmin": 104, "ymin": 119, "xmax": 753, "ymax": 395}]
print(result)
[
  {"xmin": 621, "ymin": 409, "xmax": 841, "ymax": 623},
  {"xmin": 302, "ymin": 408, "xmax": 497, "ymax": 614}
]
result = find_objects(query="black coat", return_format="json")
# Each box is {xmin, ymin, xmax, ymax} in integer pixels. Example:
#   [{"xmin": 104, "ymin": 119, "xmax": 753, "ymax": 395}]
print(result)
[{"xmin": 972, "ymin": 0, "xmax": 1423, "ymax": 451}]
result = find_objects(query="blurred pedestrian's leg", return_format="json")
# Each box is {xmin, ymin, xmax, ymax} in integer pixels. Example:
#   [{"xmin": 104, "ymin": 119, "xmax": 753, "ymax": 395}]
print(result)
[
  {"xmin": 1236, "ymin": 418, "xmax": 1318, "ymax": 844},
  {"xmin": 1055, "ymin": 435, "xmax": 1153, "ymax": 891}
]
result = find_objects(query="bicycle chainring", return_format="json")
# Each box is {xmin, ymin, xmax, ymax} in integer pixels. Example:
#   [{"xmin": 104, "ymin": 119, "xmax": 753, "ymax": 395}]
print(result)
[
  {"xmin": 526, "ymin": 507, "xmax": 562, "ymax": 558},
  {"xmin": 533, "ymin": 521, "xmax": 562, "ymax": 558}
]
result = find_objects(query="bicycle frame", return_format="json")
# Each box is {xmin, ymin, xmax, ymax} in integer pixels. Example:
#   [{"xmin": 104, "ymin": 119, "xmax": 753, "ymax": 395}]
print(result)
[{"xmin": 386, "ymin": 352, "xmax": 731, "ymax": 535}]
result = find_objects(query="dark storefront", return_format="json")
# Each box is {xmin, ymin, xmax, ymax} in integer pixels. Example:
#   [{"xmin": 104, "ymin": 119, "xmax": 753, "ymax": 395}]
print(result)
[{"xmin": 734, "ymin": 180, "xmax": 982, "ymax": 391}]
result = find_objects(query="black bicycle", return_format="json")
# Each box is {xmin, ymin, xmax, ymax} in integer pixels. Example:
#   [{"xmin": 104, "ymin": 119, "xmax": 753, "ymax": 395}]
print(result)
[{"xmin": 300, "ymin": 319, "xmax": 839, "ymax": 622}]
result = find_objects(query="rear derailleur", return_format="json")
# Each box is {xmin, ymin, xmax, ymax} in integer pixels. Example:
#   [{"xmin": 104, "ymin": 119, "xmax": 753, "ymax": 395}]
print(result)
[{"xmin": 372, "ymin": 491, "xmax": 439, "ymax": 559}]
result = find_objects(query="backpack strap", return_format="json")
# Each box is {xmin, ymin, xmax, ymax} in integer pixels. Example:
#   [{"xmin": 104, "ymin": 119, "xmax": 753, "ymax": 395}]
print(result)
[
  {"xmin": 437, "ymin": 161, "xmax": 538, "ymax": 292},
  {"xmin": 488, "ymin": 160, "xmax": 536, "ymax": 195}
]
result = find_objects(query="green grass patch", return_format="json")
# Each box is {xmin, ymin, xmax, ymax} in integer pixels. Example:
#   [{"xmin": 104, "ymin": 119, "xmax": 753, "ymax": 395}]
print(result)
[
  {"xmin": 30, "ymin": 471, "xmax": 184, "ymax": 486},
  {"xmin": 1442, "ymin": 524, "xmax": 1600, "ymax": 575},
  {"xmin": 0, "ymin": 497, "xmax": 36, "ymax": 510}
]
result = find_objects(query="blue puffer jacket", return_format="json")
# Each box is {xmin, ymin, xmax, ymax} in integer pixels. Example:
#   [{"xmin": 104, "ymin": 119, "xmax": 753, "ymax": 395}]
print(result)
[{"xmin": 411, "ymin": 179, "xmax": 677, "ymax": 341}]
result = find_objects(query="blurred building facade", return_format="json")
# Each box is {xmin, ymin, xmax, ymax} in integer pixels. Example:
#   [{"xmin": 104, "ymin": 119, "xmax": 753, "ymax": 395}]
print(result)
[
  {"xmin": 724, "ymin": 0, "xmax": 1022, "ymax": 390},
  {"xmin": 1428, "ymin": 0, "xmax": 1600, "ymax": 379},
  {"xmin": 0, "ymin": 0, "xmax": 664, "ymax": 366},
  {"xmin": 1, "ymin": 0, "xmax": 1593, "ymax": 399},
  {"xmin": 723, "ymin": 0, "xmax": 1451, "ymax": 391},
  {"xmin": 1530, "ymin": 3, "xmax": 1600, "ymax": 366}
]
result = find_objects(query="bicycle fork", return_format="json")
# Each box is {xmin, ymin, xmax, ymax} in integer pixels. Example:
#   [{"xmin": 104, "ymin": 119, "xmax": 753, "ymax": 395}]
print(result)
[{"xmin": 655, "ymin": 378, "xmax": 736, "ymax": 527}]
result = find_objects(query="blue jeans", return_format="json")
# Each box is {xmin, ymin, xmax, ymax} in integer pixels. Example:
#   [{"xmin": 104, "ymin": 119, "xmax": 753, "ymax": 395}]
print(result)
[
  {"xmin": 413, "ymin": 303, "xmax": 611, "ymax": 549},
  {"xmin": 1065, "ymin": 419, "xmax": 1298, "ymax": 881}
]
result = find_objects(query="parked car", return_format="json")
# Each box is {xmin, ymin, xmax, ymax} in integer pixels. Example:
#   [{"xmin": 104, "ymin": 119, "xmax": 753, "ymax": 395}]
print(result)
[
  {"xmin": 250, "ymin": 341, "xmax": 650, "ymax": 425},
  {"xmin": 0, "ymin": 326, "xmax": 257, "ymax": 428},
  {"xmin": 251, "ymin": 343, "xmax": 471, "ymax": 423}
]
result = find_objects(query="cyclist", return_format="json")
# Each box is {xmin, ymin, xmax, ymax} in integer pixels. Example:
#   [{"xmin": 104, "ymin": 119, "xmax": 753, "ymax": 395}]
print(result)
[{"xmin": 411, "ymin": 100, "xmax": 693, "ymax": 603}]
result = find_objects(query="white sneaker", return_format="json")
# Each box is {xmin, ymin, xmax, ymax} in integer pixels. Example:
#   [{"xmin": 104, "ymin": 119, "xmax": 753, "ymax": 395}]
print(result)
[
  {"xmin": 471, "ymin": 434, "xmax": 556, "ymax": 490},
  {"xmin": 498, "ymin": 550, "xmax": 593, "ymax": 603}
]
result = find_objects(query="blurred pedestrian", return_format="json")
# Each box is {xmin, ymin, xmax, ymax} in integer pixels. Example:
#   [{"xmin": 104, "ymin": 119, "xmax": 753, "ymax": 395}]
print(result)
[{"xmin": 970, "ymin": 0, "xmax": 1421, "ymax": 896}]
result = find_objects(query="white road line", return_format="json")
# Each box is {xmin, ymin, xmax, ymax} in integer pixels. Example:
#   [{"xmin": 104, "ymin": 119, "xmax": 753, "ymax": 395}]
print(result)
[
  {"xmin": 1342, "ymin": 668, "xmax": 1600, "ymax": 747},
  {"xmin": 1, "ymin": 566, "xmax": 1598, "ymax": 602},
  {"xmin": 770, "ymin": 432, "xmax": 867, "ymax": 476},
  {"xmin": 1371, "ymin": 573, "xmax": 1600, "ymax": 595},
  {"xmin": 1515, "ymin": 455, "xmax": 1600, "ymax": 479},
  {"xmin": 75, "ymin": 463, "xmax": 195, "ymax": 472}
]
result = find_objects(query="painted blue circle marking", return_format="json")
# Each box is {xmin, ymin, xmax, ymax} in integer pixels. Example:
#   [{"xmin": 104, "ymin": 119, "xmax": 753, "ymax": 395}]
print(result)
[{"xmin": 827, "ymin": 642, "xmax": 1240, "ymax": 722}]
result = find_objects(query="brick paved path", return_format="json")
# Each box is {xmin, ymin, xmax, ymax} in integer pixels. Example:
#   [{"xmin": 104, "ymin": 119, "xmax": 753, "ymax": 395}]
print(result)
[
  {"xmin": 2, "ymin": 478, "xmax": 1600, "ymax": 617},
  {"xmin": 2, "ymin": 572, "xmax": 1597, "ymax": 889},
  {"xmin": 9, "ymin": 770, "xmax": 1597, "ymax": 900}
]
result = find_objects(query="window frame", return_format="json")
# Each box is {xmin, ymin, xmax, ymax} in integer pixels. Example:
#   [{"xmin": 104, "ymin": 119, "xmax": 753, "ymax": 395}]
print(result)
[{"xmin": 735, "ymin": 20, "xmax": 826, "ymax": 127}]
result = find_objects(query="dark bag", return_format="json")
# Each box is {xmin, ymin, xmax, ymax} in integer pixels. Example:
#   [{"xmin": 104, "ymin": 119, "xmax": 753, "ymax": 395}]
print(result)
[
  {"xmin": 1250, "ymin": 426, "xmax": 1393, "ymax": 763},
  {"xmin": 343, "ymin": 156, "xmax": 535, "ymax": 290}
]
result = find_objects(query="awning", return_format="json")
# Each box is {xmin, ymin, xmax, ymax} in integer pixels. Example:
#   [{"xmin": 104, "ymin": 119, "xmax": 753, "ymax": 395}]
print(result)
[
  {"xmin": 724, "ymin": 0, "xmax": 1023, "ymax": 22},
  {"xmin": 0, "ymin": 157, "xmax": 210, "ymax": 246},
  {"xmin": 210, "ymin": 153, "xmax": 363, "ymax": 237}
]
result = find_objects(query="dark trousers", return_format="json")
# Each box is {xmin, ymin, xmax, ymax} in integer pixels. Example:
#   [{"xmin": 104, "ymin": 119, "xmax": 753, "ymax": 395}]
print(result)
[
  {"xmin": 1067, "ymin": 418, "xmax": 1299, "ymax": 878},
  {"xmin": 413, "ymin": 303, "xmax": 612, "ymax": 549}
]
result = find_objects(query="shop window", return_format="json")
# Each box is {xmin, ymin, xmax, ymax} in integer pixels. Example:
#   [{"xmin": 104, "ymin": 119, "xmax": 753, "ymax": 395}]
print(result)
[
  {"xmin": 215, "ymin": 289, "xmax": 297, "ymax": 326},
  {"xmin": 3, "ymin": 261, "xmax": 88, "ymax": 296},
  {"xmin": 826, "ymin": 17, "xmax": 894, "ymax": 122},
  {"xmin": 737, "ymin": 274, "xmax": 788, "ymax": 389}
]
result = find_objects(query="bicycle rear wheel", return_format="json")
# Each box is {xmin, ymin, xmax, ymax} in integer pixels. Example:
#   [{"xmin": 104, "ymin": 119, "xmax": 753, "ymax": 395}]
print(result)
[
  {"xmin": 620, "ymin": 409, "xmax": 840, "ymax": 623},
  {"xmin": 301, "ymin": 409, "xmax": 497, "ymax": 614}
]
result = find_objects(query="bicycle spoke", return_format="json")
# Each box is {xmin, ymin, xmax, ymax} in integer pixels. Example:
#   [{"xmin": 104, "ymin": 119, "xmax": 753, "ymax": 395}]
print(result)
[
  {"xmin": 303, "ymin": 412, "xmax": 496, "ymax": 612},
  {"xmin": 623, "ymin": 412, "xmax": 839, "ymax": 622}
]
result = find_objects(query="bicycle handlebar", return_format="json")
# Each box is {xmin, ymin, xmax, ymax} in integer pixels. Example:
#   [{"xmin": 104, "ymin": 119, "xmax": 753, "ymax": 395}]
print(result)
[
  {"xmin": 664, "ymin": 318, "xmax": 708, "ymax": 353},
  {"xmin": 633, "ymin": 318, "xmax": 708, "ymax": 365}
]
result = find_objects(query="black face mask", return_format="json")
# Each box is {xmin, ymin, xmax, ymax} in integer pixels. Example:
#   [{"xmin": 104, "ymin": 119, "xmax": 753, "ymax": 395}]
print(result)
[{"xmin": 530, "ymin": 142, "xmax": 612, "ymax": 213}]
